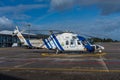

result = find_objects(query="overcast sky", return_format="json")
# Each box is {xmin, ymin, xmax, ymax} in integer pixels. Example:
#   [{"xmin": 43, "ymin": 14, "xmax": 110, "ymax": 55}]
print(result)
[{"xmin": 0, "ymin": 0, "xmax": 120, "ymax": 40}]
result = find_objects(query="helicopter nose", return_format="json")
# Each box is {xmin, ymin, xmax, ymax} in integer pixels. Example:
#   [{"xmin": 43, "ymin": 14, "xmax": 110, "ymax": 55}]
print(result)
[
  {"xmin": 97, "ymin": 45, "xmax": 104, "ymax": 50},
  {"xmin": 100, "ymin": 46, "xmax": 104, "ymax": 49}
]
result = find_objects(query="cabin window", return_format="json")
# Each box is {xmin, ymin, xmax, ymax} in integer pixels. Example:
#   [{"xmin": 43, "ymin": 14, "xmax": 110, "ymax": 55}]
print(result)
[
  {"xmin": 66, "ymin": 40, "xmax": 69, "ymax": 45},
  {"xmin": 77, "ymin": 40, "xmax": 81, "ymax": 45},
  {"xmin": 70, "ymin": 40, "xmax": 73, "ymax": 45}
]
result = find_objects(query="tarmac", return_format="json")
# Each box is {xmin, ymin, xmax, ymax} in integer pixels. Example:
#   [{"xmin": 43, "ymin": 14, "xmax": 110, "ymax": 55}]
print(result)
[{"xmin": 0, "ymin": 42, "xmax": 120, "ymax": 80}]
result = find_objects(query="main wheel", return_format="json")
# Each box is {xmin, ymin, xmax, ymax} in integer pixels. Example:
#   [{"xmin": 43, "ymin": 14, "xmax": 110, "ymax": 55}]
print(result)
[{"xmin": 56, "ymin": 49, "xmax": 59, "ymax": 54}]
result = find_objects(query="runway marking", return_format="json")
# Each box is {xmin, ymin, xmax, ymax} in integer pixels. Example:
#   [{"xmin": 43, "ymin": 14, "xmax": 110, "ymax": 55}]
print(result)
[
  {"xmin": 41, "ymin": 53, "xmax": 106, "ymax": 57},
  {"xmin": 14, "ymin": 62, "xmax": 34, "ymax": 68},
  {"xmin": 0, "ymin": 68, "xmax": 119, "ymax": 72},
  {"xmin": 99, "ymin": 55, "xmax": 109, "ymax": 72}
]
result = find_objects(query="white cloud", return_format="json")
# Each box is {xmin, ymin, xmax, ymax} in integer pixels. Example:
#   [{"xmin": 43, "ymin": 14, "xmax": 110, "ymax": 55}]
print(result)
[
  {"xmin": 0, "ymin": 16, "xmax": 13, "ymax": 30},
  {"xmin": 0, "ymin": 4, "xmax": 48, "ymax": 21},
  {"xmin": 50, "ymin": 0, "xmax": 74, "ymax": 10},
  {"xmin": 50, "ymin": 0, "xmax": 120, "ymax": 15},
  {"xmin": 0, "ymin": 4, "xmax": 47, "ymax": 13},
  {"xmin": 0, "ymin": 16, "xmax": 13, "ymax": 25}
]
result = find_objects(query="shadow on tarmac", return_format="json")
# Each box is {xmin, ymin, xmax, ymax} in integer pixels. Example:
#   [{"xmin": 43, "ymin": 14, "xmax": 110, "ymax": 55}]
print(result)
[{"xmin": 0, "ymin": 73, "xmax": 24, "ymax": 80}]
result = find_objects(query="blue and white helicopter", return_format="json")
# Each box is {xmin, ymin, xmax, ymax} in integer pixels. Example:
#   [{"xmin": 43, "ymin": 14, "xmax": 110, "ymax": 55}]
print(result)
[
  {"xmin": 13, "ymin": 26, "xmax": 104, "ymax": 53},
  {"xmin": 43, "ymin": 32, "xmax": 104, "ymax": 53}
]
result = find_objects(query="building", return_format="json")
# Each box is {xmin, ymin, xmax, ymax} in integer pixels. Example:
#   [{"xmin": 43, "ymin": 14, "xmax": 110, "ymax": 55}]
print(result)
[
  {"xmin": 0, "ymin": 30, "xmax": 18, "ymax": 47},
  {"xmin": 0, "ymin": 30, "xmax": 46, "ymax": 48}
]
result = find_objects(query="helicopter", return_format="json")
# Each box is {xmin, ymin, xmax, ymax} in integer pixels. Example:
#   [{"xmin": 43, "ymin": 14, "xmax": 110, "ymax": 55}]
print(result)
[
  {"xmin": 43, "ymin": 32, "xmax": 104, "ymax": 53},
  {"xmin": 13, "ymin": 26, "xmax": 104, "ymax": 53},
  {"xmin": 13, "ymin": 26, "xmax": 43, "ymax": 48}
]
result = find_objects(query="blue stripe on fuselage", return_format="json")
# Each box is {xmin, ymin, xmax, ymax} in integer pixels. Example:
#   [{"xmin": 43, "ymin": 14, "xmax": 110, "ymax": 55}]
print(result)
[
  {"xmin": 43, "ymin": 39, "xmax": 50, "ymax": 50},
  {"xmin": 77, "ymin": 36, "xmax": 85, "ymax": 41},
  {"xmin": 50, "ymin": 34, "xmax": 61, "ymax": 50},
  {"xmin": 52, "ymin": 34, "xmax": 64, "ymax": 51},
  {"xmin": 47, "ymin": 38, "xmax": 53, "ymax": 49},
  {"xmin": 50, "ymin": 35, "xmax": 57, "ymax": 47},
  {"xmin": 77, "ymin": 36, "xmax": 94, "ymax": 52},
  {"xmin": 26, "ymin": 39, "xmax": 32, "ymax": 47},
  {"xmin": 50, "ymin": 35, "xmax": 58, "ymax": 49}
]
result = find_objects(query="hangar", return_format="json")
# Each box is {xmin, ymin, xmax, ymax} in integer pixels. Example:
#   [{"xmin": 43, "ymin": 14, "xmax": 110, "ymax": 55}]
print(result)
[
  {"xmin": 0, "ymin": 30, "xmax": 36, "ymax": 47},
  {"xmin": 0, "ymin": 30, "xmax": 18, "ymax": 47}
]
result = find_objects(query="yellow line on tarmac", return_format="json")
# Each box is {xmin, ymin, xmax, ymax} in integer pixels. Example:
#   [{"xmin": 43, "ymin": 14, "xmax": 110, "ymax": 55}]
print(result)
[
  {"xmin": 99, "ymin": 55, "xmax": 109, "ymax": 72},
  {"xmin": 41, "ymin": 53, "xmax": 106, "ymax": 57},
  {"xmin": 0, "ymin": 68, "xmax": 119, "ymax": 72}
]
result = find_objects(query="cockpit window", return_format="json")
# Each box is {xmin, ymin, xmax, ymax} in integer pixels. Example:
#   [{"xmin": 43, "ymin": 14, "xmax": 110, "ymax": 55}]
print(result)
[
  {"xmin": 77, "ymin": 40, "xmax": 81, "ymax": 45},
  {"xmin": 82, "ymin": 40, "xmax": 88, "ymax": 45}
]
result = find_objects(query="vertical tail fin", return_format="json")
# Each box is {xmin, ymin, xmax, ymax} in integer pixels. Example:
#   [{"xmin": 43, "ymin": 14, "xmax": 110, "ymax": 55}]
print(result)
[
  {"xmin": 16, "ymin": 26, "xmax": 19, "ymax": 30},
  {"xmin": 14, "ymin": 26, "xmax": 28, "ymax": 46}
]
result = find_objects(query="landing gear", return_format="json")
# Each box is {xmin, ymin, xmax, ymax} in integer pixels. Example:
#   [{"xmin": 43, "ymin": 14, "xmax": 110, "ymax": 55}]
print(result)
[
  {"xmin": 56, "ymin": 49, "xmax": 59, "ymax": 54},
  {"xmin": 98, "ymin": 50, "xmax": 102, "ymax": 53},
  {"xmin": 56, "ymin": 49, "xmax": 63, "ymax": 54}
]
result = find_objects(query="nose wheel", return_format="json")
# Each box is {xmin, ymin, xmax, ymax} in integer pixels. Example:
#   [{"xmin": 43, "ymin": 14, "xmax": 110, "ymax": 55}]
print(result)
[
  {"xmin": 98, "ymin": 50, "xmax": 102, "ymax": 53},
  {"xmin": 56, "ymin": 49, "xmax": 59, "ymax": 54}
]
